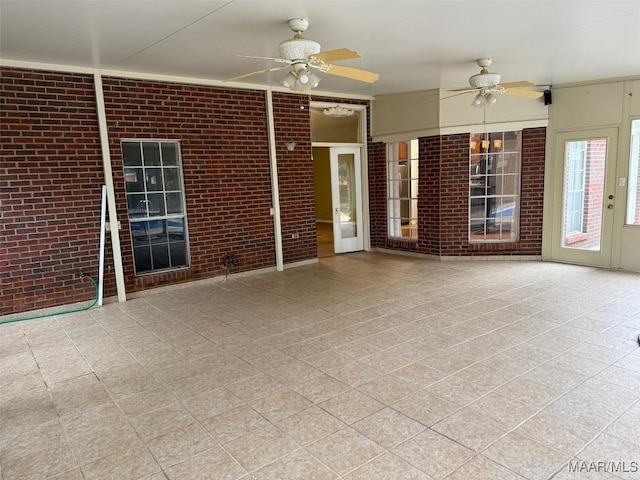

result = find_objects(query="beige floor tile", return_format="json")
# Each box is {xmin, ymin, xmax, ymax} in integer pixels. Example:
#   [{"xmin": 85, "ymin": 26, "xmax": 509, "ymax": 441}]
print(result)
[
  {"xmin": 202, "ymin": 405, "xmax": 270, "ymax": 444},
  {"xmin": 392, "ymin": 429, "xmax": 475, "ymax": 479},
  {"xmin": 79, "ymin": 443, "xmax": 159, "ymax": 480},
  {"xmin": 445, "ymin": 455, "xmax": 526, "ymax": 480},
  {"xmin": 391, "ymin": 361, "xmax": 446, "ymax": 388},
  {"xmin": 274, "ymin": 405, "xmax": 345, "ymax": 446},
  {"xmin": 4, "ymin": 255, "xmax": 640, "ymax": 480},
  {"xmin": 356, "ymin": 374, "xmax": 420, "ymax": 405},
  {"xmin": 343, "ymin": 451, "xmax": 432, "ymax": 479},
  {"xmin": 249, "ymin": 389, "xmax": 313, "ymax": 422},
  {"xmin": 603, "ymin": 404, "xmax": 640, "ymax": 447},
  {"xmin": 0, "ymin": 419, "xmax": 67, "ymax": 464},
  {"xmin": 130, "ymin": 403, "xmax": 195, "ymax": 441},
  {"xmin": 181, "ymin": 387, "xmax": 244, "ymax": 421},
  {"xmin": 291, "ymin": 373, "xmax": 350, "ymax": 404},
  {"xmin": 46, "ymin": 468, "xmax": 85, "ymax": 480},
  {"xmin": 250, "ymin": 449, "xmax": 337, "ymax": 480},
  {"xmin": 515, "ymin": 411, "xmax": 598, "ymax": 455},
  {"xmin": 468, "ymin": 392, "xmax": 539, "ymax": 429},
  {"xmin": 352, "ymin": 407, "xmax": 425, "ymax": 449},
  {"xmin": 49, "ymin": 374, "xmax": 112, "ymax": 417},
  {"xmin": 164, "ymin": 446, "xmax": 247, "ymax": 480},
  {"xmin": 306, "ymin": 427, "xmax": 385, "ymax": 476},
  {"xmin": 577, "ymin": 434, "xmax": 640, "ymax": 480},
  {"xmin": 426, "ymin": 375, "xmax": 491, "ymax": 406},
  {"xmin": 319, "ymin": 389, "xmax": 384, "ymax": 425},
  {"xmin": 224, "ymin": 424, "xmax": 300, "ymax": 472},
  {"xmin": 117, "ymin": 387, "xmax": 176, "ymax": 418},
  {"xmin": 226, "ymin": 374, "xmax": 287, "ymax": 402},
  {"xmin": 453, "ymin": 362, "xmax": 514, "ymax": 389},
  {"xmin": 493, "ymin": 377, "xmax": 564, "ymax": 408},
  {"xmin": 145, "ymin": 423, "xmax": 217, "ymax": 469},
  {"xmin": 391, "ymin": 389, "xmax": 460, "ymax": 426},
  {"xmin": 326, "ymin": 361, "xmax": 382, "ymax": 387},
  {"xmin": 1, "ymin": 444, "xmax": 76, "ymax": 480},
  {"xmin": 483, "ymin": 432, "xmax": 571, "ymax": 480},
  {"xmin": 432, "ymin": 407, "xmax": 508, "ymax": 452}
]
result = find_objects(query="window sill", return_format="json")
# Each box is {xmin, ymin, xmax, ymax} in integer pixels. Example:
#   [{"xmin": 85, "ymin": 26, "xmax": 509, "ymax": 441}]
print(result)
[{"xmin": 564, "ymin": 232, "xmax": 589, "ymax": 245}]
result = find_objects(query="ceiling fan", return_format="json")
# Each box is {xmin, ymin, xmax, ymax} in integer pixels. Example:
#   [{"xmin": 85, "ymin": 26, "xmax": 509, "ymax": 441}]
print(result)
[
  {"xmin": 225, "ymin": 18, "xmax": 379, "ymax": 91},
  {"xmin": 447, "ymin": 58, "xmax": 543, "ymax": 106}
]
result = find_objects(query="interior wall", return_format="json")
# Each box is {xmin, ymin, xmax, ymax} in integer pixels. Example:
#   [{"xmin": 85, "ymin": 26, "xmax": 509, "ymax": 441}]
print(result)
[
  {"xmin": 312, "ymin": 148, "xmax": 332, "ymax": 222},
  {"xmin": 542, "ymin": 78, "xmax": 640, "ymax": 271},
  {"xmin": 368, "ymin": 128, "xmax": 546, "ymax": 257},
  {"xmin": 1, "ymin": 67, "xmax": 106, "ymax": 315}
]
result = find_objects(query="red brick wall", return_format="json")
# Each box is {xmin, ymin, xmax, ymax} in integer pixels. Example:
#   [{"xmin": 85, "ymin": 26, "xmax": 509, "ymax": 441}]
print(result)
[
  {"xmin": 272, "ymin": 93, "xmax": 316, "ymax": 264},
  {"xmin": 101, "ymin": 77, "xmax": 276, "ymax": 292},
  {"xmin": 368, "ymin": 127, "xmax": 546, "ymax": 257},
  {"xmin": 1, "ymin": 68, "xmax": 104, "ymax": 315}
]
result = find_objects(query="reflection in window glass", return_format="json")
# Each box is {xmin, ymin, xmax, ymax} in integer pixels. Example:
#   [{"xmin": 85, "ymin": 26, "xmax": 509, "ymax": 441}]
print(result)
[
  {"xmin": 627, "ymin": 119, "xmax": 640, "ymax": 225},
  {"xmin": 387, "ymin": 139, "xmax": 419, "ymax": 239},
  {"xmin": 469, "ymin": 131, "xmax": 521, "ymax": 242},
  {"xmin": 122, "ymin": 141, "xmax": 189, "ymax": 274}
]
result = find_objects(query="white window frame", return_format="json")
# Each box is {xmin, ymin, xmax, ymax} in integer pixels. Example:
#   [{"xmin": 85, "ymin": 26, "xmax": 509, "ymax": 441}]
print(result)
[
  {"xmin": 626, "ymin": 119, "xmax": 640, "ymax": 225},
  {"xmin": 387, "ymin": 139, "xmax": 419, "ymax": 239},
  {"xmin": 121, "ymin": 140, "xmax": 190, "ymax": 275},
  {"xmin": 565, "ymin": 141, "xmax": 587, "ymax": 235},
  {"xmin": 469, "ymin": 131, "xmax": 521, "ymax": 243}
]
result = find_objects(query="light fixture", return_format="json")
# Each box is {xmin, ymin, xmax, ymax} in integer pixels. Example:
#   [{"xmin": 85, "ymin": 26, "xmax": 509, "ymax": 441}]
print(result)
[
  {"xmin": 282, "ymin": 72, "xmax": 296, "ymax": 88},
  {"xmin": 493, "ymin": 139, "xmax": 502, "ymax": 149},
  {"xmin": 281, "ymin": 63, "xmax": 322, "ymax": 92},
  {"xmin": 285, "ymin": 142, "xmax": 296, "ymax": 151},
  {"xmin": 481, "ymin": 139, "xmax": 490, "ymax": 150},
  {"xmin": 471, "ymin": 90, "xmax": 499, "ymax": 108},
  {"xmin": 322, "ymin": 106, "xmax": 355, "ymax": 117}
]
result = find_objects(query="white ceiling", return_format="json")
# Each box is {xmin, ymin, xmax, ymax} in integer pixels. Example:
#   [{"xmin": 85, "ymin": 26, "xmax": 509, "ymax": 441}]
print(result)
[{"xmin": 1, "ymin": 1, "xmax": 639, "ymax": 97}]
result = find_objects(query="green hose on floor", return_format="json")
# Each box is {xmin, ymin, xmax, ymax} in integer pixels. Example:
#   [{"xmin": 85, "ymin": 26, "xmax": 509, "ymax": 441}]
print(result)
[{"xmin": 0, "ymin": 274, "xmax": 99, "ymax": 325}]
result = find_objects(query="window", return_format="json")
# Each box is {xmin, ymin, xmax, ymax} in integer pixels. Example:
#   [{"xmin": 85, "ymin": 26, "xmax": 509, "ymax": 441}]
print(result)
[
  {"xmin": 627, "ymin": 119, "xmax": 640, "ymax": 225},
  {"xmin": 469, "ymin": 131, "xmax": 521, "ymax": 242},
  {"xmin": 122, "ymin": 141, "xmax": 189, "ymax": 274},
  {"xmin": 387, "ymin": 140, "xmax": 419, "ymax": 239},
  {"xmin": 565, "ymin": 141, "xmax": 587, "ymax": 234}
]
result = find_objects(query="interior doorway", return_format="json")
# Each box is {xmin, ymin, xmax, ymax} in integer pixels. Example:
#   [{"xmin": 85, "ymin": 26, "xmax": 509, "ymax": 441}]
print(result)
[{"xmin": 311, "ymin": 103, "xmax": 367, "ymax": 257}]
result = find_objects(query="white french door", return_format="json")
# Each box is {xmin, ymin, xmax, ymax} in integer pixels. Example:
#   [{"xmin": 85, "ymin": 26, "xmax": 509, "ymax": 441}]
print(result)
[
  {"xmin": 330, "ymin": 147, "xmax": 364, "ymax": 253},
  {"xmin": 550, "ymin": 128, "xmax": 619, "ymax": 267}
]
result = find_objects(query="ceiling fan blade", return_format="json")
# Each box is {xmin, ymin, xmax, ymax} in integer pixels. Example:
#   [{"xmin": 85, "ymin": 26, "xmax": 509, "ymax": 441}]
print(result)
[
  {"xmin": 499, "ymin": 80, "xmax": 535, "ymax": 89},
  {"xmin": 237, "ymin": 55, "xmax": 292, "ymax": 65},
  {"xmin": 225, "ymin": 65, "xmax": 288, "ymax": 82},
  {"xmin": 447, "ymin": 87, "xmax": 477, "ymax": 92},
  {"xmin": 310, "ymin": 48, "xmax": 361, "ymax": 64},
  {"xmin": 325, "ymin": 64, "xmax": 379, "ymax": 83},
  {"xmin": 503, "ymin": 88, "xmax": 544, "ymax": 98},
  {"xmin": 442, "ymin": 91, "xmax": 476, "ymax": 99}
]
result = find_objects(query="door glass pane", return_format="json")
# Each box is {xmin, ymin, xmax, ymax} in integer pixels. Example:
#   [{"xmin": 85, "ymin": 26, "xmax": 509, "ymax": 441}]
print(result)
[
  {"xmin": 338, "ymin": 154, "xmax": 357, "ymax": 239},
  {"xmin": 562, "ymin": 139, "xmax": 607, "ymax": 250}
]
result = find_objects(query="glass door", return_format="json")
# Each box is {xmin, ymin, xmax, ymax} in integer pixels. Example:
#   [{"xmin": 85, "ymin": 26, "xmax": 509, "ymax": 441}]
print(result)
[
  {"xmin": 330, "ymin": 147, "xmax": 364, "ymax": 253},
  {"xmin": 551, "ymin": 129, "xmax": 618, "ymax": 267}
]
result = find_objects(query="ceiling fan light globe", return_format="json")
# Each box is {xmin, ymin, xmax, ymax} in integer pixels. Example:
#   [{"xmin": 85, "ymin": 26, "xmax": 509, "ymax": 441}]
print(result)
[
  {"xmin": 282, "ymin": 72, "xmax": 296, "ymax": 88},
  {"xmin": 471, "ymin": 94, "xmax": 484, "ymax": 107},
  {"xmin": 298, "ymin": 72, "xmax": 310, "ymax": 84},
  {"xmin": 486, "ymin": 93, "xmax": 498, "ymax": 105},
  {"xmin": 308, "ymin": 72, "xmax": 321, "ymax": 88}
]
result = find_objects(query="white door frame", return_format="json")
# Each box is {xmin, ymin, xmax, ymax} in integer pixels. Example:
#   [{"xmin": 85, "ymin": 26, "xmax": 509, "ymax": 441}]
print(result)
[
  {"xmin": 311, "ymin": 101, "xmax": 370, "ymax": 252},
  {"xmin": 330, "ymin": 147, "xmax": 364, "ymax": 253},
  {"xmin": 547, "ymin": 127, "xmax": 619, "ymax": 267}
]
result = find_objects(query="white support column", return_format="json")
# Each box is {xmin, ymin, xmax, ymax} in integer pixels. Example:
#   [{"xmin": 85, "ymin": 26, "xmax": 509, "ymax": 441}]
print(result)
[
  {"xmin": 93, "ymin": 73, "xmax": 127, "ymax": 302},
  {"xmin": 266, "ymin": 89, "xmax": 284, "ymax": 271}
]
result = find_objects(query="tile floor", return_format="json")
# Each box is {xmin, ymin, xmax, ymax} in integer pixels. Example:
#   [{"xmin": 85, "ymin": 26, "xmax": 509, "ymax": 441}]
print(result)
[{"xmin": 1, "ymin": 252, "xmax": 640, "ymax": 480}]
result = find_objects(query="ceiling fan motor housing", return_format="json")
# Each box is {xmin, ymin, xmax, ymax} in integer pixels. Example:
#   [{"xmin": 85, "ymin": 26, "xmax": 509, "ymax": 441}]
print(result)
[
  {"xmin": 469, "ymin": 72, "xmax": 501, "ymax": 88},
  {"xmin": 279, "ymin": 38, "xmax": 321, "ymax": 60}
]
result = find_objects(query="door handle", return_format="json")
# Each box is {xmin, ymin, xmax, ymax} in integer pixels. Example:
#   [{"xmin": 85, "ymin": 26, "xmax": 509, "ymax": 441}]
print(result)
[
  {"xmin": 335, "ymin": 207, "xmax": 339, "ymax": 213},
  {"xmin": 607, "ymin": 204, "xmax": 614, "ymax": 209},
  {"xmin": 608, "ymin": 194, "xmax": 614, "ymax": 200}
]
